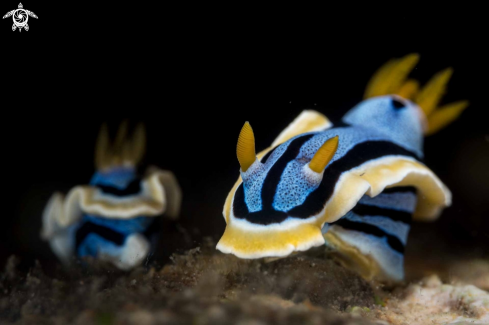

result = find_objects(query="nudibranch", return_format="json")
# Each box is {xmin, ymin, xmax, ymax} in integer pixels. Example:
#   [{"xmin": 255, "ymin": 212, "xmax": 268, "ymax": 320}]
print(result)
[
  {"xmin": 41, "ymin": 122, "xmax": 182, "ymax": 270},
  {"xmin": 217, "ymin": 54, "xmax": 469, "ymax": 280}
]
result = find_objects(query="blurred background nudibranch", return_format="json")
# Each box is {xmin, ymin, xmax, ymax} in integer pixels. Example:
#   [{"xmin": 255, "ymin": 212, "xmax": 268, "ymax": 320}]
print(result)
[{"xmin": 40, "ymin": 122, "xmax": 182, "ymax": 270}]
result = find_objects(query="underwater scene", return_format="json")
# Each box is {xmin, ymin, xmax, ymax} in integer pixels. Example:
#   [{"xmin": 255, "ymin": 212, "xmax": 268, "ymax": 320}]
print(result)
[{"xmin": 1, "ymin": 6, "xmax": 488, "ymax": 325}]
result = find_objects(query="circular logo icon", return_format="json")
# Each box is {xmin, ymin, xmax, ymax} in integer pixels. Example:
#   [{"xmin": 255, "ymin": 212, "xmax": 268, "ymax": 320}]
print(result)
[{"xmin": 13, "ymin": 9, "xmax": 27, "ymax": 27}]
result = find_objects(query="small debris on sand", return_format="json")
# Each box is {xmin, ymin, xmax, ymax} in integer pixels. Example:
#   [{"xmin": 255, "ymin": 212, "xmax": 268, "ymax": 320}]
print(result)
[
  {"xmin": 1, "ymin": 241, "xmax": 488, "ymax": 324},
  {"xmin": 371, "ymin": 275, "xmax": 489, "ymax": 325}
]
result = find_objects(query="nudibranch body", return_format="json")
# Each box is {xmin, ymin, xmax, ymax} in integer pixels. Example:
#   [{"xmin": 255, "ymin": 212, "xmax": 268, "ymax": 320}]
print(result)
[
  {"xmin": 41, "ymin": 123, "xmax": 182, "ymax": 270},
  {"xmin": 217, "ymin": 54, "xmax": 469, "ymax": 280}
]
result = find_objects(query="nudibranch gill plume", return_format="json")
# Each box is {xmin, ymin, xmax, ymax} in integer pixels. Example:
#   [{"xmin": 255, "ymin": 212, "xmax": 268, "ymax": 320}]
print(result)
[
  {"xmin": 217, "ymin": 54, "xmax": 469, "ymax": 281},
  {"xmin": 41, "ymin": 122, "xmax": 182, "ymax": 270}
]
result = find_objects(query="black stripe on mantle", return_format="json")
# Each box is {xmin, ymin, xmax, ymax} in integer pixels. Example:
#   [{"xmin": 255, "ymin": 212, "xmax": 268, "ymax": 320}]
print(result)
[
  {"xmin": 331, "ymin": 218, "xmax": 405, "ymax": 254},
  {"xmin": 96, "ymin": 178, "xmax": 142, "ymax": 197},
  {"xmin": 234, "ymin": 140, "xmax": 419, "ymax": 225}
]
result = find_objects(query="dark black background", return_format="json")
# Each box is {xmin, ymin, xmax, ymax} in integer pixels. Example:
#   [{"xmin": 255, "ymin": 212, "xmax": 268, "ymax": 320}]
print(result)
[{"xmin": 1, "ymin": 4, "xmax": 487, "ymax": 269}]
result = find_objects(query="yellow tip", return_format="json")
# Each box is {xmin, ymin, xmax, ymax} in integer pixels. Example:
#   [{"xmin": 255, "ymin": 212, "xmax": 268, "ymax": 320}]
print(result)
[
  {"xmin": 309, "ymin": 136, "xmax": 339, "ymax": 173},
  {"xmin": 131, "ymin": 123, "xmax": 146, "ymax": 165},
  {"xmin": 112, "ymin": 120, "xmax": 129, "ymax": 165},
  {"xmin": 416, "ymin": 67, "xmax": 454, "ymax": 117},
  {"xmin": 95, "ymin": 123, "xmax": 109, "ymax": 170},
  {"xmin": 396, "ymin": 79, "xmax": 420, "ymax": 100},
  {"xmin": 364, "ymin": 53, "xmax": 420, "ymax": 99},
  {"xmin": 237, "ymin": 122, "xmax": 256, "ymax": 172},
  {"xmin": 425, "ymin": 100, "xmax": 469, "ymax": 136}
]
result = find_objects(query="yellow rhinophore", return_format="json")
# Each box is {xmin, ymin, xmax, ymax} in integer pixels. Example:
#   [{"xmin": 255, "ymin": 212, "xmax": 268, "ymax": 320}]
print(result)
[
  {"xmin": 237, "ymin": 122, "xmax": 257, "ymax": 172},
  {"xmin": 309, "ymin": 136, "xmax": 339, "ymax": 173}
]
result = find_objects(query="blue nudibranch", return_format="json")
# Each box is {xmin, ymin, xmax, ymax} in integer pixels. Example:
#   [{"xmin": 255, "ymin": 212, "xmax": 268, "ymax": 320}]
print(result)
[
  {"xmin": 217, "ymin": 54, "xmax": 469, "ymax": 280},
  {"xmin": 41, "ymin": 122, "xmax": 182, "ymax": 270}
]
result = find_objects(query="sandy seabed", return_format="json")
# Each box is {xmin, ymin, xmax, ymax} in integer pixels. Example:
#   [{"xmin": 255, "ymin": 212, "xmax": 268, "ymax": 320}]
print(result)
[{"xmin": 1, "ymin": 239, "xmax": 488, "ymax": 325}]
